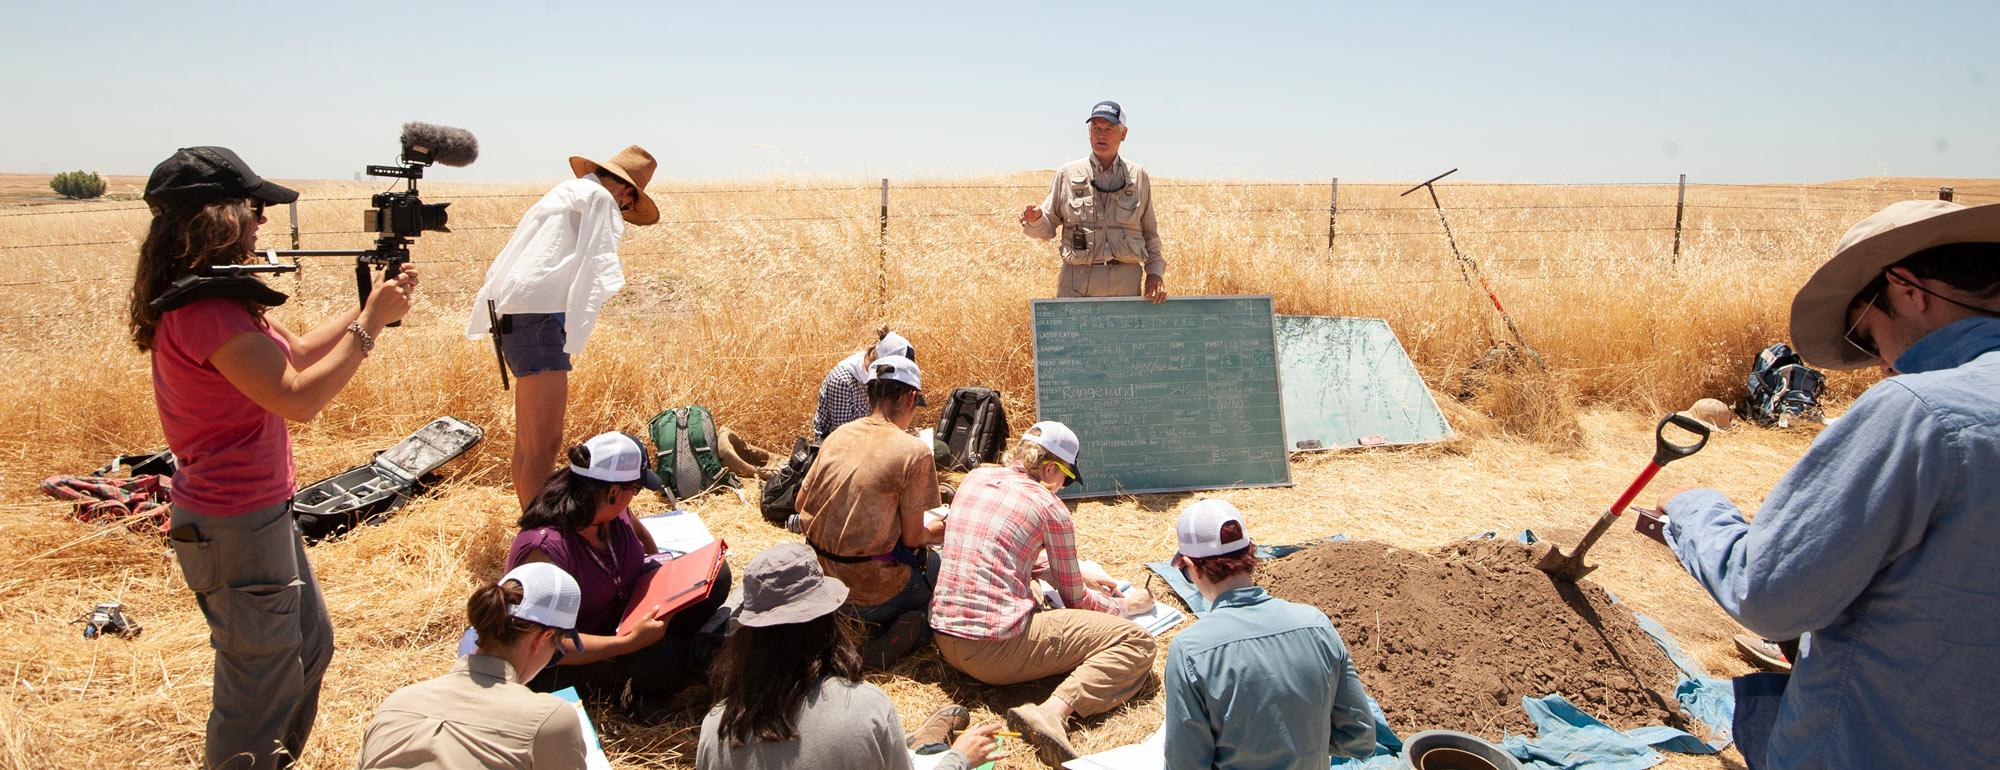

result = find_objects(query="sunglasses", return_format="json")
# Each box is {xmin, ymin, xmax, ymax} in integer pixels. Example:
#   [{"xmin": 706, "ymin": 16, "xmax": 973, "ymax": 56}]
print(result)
[
  {"xmin": 246, "ymin": 199, "xmax": 267, "ymax": 218},
  {"xmin": 1046, "ymin": 460, "xmax": 1078, "ymax": 488},
  {"xmin": 1843, "ymin": 286, "xmax": 1884, "ymax": 360}
]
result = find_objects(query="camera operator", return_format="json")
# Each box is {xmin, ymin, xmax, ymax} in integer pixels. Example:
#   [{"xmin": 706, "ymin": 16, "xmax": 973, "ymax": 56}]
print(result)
[
  {"xmin": 129, "ymin": 146, "xmax": 418, "ymax": 770},
  {"xmin": 465, "ymin": 145, "xmax": 660, "ymax": 511}
]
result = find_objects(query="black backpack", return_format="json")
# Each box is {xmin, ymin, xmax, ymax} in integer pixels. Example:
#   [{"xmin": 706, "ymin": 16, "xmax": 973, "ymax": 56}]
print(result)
[
  {"xmin": 758, "ymin": 437, "xmax": 819, "ymax": 526},
  {"xmin": 1744, "ymin": 343, "xmax": 1826, "ymax": 427},
  {"xmin": 935, "ymin": 387, "xmax": 1010, "ymax": 471}
]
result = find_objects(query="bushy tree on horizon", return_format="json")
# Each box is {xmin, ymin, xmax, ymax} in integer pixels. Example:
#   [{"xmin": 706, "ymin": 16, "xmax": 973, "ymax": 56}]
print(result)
[{"xmin": 50, "ymin": 170, "xmax": 107, "ymax": 200}]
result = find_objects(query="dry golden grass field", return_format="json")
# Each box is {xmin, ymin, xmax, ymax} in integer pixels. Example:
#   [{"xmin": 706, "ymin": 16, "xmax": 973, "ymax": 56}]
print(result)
[{"xmin": 1, "ymin": 169, "xmax": 1996, "ymax": 768}]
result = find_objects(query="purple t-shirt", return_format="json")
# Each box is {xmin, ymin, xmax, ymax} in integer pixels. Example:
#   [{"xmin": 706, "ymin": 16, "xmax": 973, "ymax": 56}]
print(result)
[{"xmin": 507, "ymin": 518, "xmax": 647, "ymax": 636}]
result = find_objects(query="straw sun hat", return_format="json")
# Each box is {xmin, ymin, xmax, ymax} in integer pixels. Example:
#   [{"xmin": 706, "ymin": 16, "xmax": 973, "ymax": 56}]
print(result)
[
  {"xmin": 1789, "ymin": 201, "xmax": 2000, "ymax": 370},
  {"xmin": 569, "ymin": 145, "xmax": 660, "ymax": 226}
]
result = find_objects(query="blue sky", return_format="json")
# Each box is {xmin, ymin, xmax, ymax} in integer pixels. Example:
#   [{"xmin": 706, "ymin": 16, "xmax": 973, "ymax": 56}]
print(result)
[{"xmin": 5, "ymin": 1, "xmax": 1993, "ymax": 184}]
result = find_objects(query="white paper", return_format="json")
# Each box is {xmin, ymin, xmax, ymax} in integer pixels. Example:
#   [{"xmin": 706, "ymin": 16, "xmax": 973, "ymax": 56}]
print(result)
[
  {"xmin": 1063, "ymin": 729, "xmax": 1164, "ymax": 770},
  {"xmin": 553, "ymin": 687, "xmax": 613, "ymax": 770},
  {"xmin": 639, "ymin": 509, "xmax": 717, "ymax": 556},
  {"xmin": 908, "ymin": 749, "xmax": 954, "ymax": 770},
  {"xmin": 1043, "ymin": 562, "xmax": 1187, "ymax": 637}
]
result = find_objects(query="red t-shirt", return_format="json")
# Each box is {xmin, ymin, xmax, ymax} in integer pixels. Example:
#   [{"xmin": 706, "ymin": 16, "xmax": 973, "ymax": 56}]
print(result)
[{"xmin": 151, "ymin": 298, "xmax": 296, "ymax": 516}]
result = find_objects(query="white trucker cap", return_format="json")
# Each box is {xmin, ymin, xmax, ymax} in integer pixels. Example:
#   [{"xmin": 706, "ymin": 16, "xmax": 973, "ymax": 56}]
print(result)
[
  {"xmin": 571, "ymin": 431, "xmax": 663, "ymax": 491},
  {"xmin": 875, "ymin": 331, "xmax": 915, "ymax": 362},
  {"xmin": 499, "ymin": 562, "xmax": 583, "ymax": 631},
  {"xmin": 1022, "ymin": 421, "xmax": 1082, "ymax": 482},
  {"xmin": 1176, "ymin": 499, "xmax": 1251, "ymax": 558}
]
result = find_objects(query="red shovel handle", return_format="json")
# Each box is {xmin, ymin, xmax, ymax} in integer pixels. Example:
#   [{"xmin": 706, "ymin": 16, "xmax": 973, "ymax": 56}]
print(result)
[{"xmin": 1609, "ymin": 413, "xmax": 1710, "ymax": 516}]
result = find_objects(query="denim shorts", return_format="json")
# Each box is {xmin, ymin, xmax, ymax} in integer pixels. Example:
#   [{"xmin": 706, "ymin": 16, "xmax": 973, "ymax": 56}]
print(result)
[{"xmin": 499, "ymin": 313, "xmax": 570, "ymax": 376}]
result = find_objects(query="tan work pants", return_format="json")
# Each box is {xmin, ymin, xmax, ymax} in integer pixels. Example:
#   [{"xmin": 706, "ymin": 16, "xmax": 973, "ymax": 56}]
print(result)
[
  {"xmin": 1056, "ymin": 262, "xmax": 1145, "ymax": 298},
  {"xmin": 934, "ymin": 609, "xmax": 1156, "ymax": 716}
]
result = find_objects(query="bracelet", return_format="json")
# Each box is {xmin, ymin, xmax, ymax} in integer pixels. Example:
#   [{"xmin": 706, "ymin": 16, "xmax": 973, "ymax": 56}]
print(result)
[{"xmin": 346, "ymin": 322, "xmax": 376, "ymax": 356}]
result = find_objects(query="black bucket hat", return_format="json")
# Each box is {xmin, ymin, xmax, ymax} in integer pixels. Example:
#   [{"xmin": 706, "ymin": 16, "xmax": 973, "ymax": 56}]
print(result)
[{"xmin": 144, "ymin": 146, "xmax": 299, "ymax": 210}]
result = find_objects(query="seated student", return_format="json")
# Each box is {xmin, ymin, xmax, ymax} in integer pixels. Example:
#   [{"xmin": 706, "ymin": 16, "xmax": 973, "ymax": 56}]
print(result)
[
  {"xmin": 929, "ymin": 421, "xmax": 1157, "ymax": 766},
  {"xmin": 357, "ymin": 563, "xmax": 589, "ymax": 770},
  {"xmin": 1162, "ymin": 500, "xmax": 1376, "ymax": 769},
  {"xmin": 797, "ymin": 354, "xmax": 943, "ymax": 667},
  {"xmin": 813, "ymin": 328, "xmax": 916, "ymax": 441},
  {"xmin": 507, "ymin": 431, "xmax": 732, "ymax": 713},
  {"xmin": 697, "ymin": 544, "xmax": 1002, "ymax": 770}
]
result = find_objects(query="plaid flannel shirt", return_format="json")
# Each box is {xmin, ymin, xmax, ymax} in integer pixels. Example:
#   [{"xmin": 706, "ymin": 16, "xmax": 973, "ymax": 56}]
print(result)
[
  {"xmin": 931, "ymin": 466, "xmax": 1118, "ymax": 640},
  {"xmin": 812, "ymin": 363, "xmax": 869, "ymax": 441}
]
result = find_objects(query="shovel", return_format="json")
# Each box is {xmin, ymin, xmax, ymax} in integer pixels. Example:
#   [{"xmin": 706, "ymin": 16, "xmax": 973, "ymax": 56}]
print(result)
[{"xmin": 1535, "ymin": 413, "xmax": 1710, "ymax": 582}]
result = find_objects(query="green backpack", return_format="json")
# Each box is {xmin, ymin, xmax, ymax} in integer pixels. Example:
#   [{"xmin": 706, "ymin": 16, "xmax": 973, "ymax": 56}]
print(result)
[{"xmin": 648, "ymin": 406, "xmax": 736, "ymax": 499}]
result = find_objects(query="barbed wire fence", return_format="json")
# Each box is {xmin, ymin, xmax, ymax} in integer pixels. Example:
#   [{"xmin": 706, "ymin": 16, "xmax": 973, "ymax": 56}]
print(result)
[{"xmin": 0, "ymin": 175, "xmax": 1987, "ymax": 352}]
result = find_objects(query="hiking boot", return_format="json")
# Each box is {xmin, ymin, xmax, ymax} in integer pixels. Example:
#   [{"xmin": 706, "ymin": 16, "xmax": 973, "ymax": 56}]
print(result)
[
  {"xmin": 1734, "ymin": 634, "xmax": 1793, "ymax": 672},
  {"xmin": 1004, "ymin": 704, "xmax": 1077, "ymax": 766},
  {"xmin": 906, "ymin": 705, "xmax": 971, "ymax": 752},
  {"xmin": 860, "ymin": 610, "xmax": 929, "ymax": 669}
]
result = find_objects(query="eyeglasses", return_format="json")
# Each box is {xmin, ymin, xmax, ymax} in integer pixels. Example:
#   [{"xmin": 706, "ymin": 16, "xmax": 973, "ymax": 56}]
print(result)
[
  {"xmin": 1843, "ymin": 287, "xmax": 1883, "ymax": 360},
  {"xmin": 246, "ymin": 199, "xmax": 267, "ymax": 218}
]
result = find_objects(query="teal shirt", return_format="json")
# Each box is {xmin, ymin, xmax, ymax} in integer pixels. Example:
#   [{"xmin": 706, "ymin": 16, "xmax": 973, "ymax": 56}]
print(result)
[{"xmin": 1163, "ymin": 586, "xmax": 1376, "ymax": 769}]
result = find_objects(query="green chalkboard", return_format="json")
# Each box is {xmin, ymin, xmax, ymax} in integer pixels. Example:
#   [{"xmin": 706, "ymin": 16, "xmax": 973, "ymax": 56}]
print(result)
[{"xmin": 1031, "ymin": 296, "xmax": 1291, "ymax": 499}]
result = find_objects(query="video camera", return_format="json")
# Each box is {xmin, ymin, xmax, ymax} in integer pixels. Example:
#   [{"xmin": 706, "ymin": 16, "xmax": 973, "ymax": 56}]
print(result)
[
  {"xmin": 283, "ymin": 122, "xmax": 479, "ymax": 321},
  {"xmin": 149, "ymin": 123, "xmax": 478, "ymax": 317}
]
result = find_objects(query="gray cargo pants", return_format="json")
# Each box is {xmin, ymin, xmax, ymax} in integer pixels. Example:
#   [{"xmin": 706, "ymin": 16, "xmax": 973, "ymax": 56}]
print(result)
[{"xmin": 168, "ymin": 500, "xmax": 334, "ymax": 770}]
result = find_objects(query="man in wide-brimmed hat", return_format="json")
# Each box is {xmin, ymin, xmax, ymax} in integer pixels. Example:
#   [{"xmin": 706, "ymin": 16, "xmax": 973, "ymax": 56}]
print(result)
[
  {"xmin": 466, "ymin": 145, "xmax": 660, "ymax": 509},
  {"xmin": 1655, "ymin": 200, "xmax": 2000, "ymax": 769}
]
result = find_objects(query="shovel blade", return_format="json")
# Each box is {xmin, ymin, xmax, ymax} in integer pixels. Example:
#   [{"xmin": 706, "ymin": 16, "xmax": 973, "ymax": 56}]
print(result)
[{"xmin": 1532, "ymin": 541, "xmax": 1597, "ymax": 582}]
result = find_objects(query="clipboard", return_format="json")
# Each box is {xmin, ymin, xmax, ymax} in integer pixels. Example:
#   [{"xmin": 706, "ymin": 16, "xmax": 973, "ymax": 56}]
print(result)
[{"xmin": 616, "ymin": 538, "xmax": 727, "ymax": 636}]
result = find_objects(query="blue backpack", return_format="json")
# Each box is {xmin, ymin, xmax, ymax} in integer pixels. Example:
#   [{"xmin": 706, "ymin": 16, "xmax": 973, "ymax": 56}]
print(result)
[{"xmin": 1745, "ymin": 344, "xmax": 1825, "ymax": 427}]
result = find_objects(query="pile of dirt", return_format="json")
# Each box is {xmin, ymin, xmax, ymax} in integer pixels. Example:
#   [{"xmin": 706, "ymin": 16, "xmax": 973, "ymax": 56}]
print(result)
[{"xmin": 1258, "ymin": 539, "xmax": 1690, "ymax": 738}]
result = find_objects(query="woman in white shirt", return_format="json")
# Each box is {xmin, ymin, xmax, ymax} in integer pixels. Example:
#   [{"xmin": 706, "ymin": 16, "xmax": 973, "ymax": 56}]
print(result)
[{"xmin": 466, "ymin": 146, "xmax": 660, "ymax": 510}]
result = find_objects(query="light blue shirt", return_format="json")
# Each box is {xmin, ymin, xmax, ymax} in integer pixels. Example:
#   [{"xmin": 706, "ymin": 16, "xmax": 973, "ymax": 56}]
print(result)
[
  {"xmin": 1665, "ymin": 316, "xmax": 2000, "ymax": 769},
  {"xmin": 1163, "ymin": 586, "xmax": 1376, "ymax": 770}
]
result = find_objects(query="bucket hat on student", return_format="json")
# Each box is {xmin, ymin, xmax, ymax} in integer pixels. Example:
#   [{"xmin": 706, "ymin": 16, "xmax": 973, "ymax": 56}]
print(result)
[{"xmin": 1790, "ymin": 201, "xmax": 2000, "ymax": 369}]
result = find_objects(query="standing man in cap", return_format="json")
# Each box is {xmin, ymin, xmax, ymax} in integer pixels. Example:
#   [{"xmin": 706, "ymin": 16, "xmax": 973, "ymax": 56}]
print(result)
[
  {"xmin": 1656, "ymin": 201, "xmax": 2000, "ymax": 769},
  {"xmin": 796, "ymin": 354, "xmax": 943, "ymax": 667},
  {"xmin": 467, "ymin": 146, "xmax": 661, "ymax": 510},
  {"xmin": 813, "ymin": 328, "xmax": 917, "ymax": 442},
  {"xmin": 929, "ymin": 421, "xmax": 1157, "ymax": 766},
  {"xmin": 1021, "ymin": 101, "xmax": 1168, "ymax": 303},
  {"xmin": 1162, "ymin": 500, "xmax": 1377, "ymax": 769}
]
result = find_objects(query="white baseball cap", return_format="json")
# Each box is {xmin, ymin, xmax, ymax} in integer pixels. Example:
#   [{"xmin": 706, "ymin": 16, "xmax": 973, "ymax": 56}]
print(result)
[
  {"xmin": 875, "ymin": 331, "xmax": 915, "ymax": 362},
  {"xmin": 1176, "ymin": 499, "xmax": 1251, "ymax": 558},
  {"xmin": 868, "ymin": 354, "xmax": 928, "ymax": 406},
  {"xmin": 499, "ymin": 562, "xmax": 583, "ymax": 631},
  {"xmin": 1022, "ymin": 421, "xmax": 1082, "ymax": 483},
  {"xmin": 571, "ymin": 431, "xmax": 663, "ymax": 492}
]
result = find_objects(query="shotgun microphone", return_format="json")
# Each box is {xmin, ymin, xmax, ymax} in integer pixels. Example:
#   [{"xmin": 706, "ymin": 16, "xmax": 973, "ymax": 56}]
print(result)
[{"xmin": 399, "ymin": 122, "xmax": 479, "ymax": 168}]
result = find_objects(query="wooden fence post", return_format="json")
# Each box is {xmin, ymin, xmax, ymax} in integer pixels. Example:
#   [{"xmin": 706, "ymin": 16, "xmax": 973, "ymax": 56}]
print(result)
[
  {"xmin": 1671, "ymin": 173, "xmax": 1687, "ymax": 263},
  {"xmin": 878, "ymin": 178, "xmax": 890, "ymax": 305},
  {"xmin": 1327, "ymin": 177, "xmax": 1338, "ymax": 251}
]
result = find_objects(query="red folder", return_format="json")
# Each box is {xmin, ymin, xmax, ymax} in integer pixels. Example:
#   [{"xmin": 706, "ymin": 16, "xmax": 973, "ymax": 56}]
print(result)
[{"xmin": 616, "ymin": 539, "xmax": 727, "ymax": 636}]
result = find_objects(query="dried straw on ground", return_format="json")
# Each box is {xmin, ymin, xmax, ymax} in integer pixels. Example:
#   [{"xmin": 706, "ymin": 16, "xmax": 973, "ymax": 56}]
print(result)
[{"xmin": 3, "ymin": 172, "xmax": 1988, "ymax": 767}]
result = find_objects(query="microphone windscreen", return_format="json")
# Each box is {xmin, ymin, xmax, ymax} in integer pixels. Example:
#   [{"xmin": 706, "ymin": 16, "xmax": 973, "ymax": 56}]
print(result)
[{"xmin": 400, "ymin": 122, "xmax": 480, "ymax": 167}]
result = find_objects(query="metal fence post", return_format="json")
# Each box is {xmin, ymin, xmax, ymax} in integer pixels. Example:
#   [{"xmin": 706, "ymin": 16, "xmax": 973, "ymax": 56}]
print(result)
[
  {"xmin": 288, "ymin": 201, "xmax": 301, "ymax": 249},
  {"xmin": 1327, "ymin": 177, "xmax": 1338, "ymax": 251},
  {"xmin": 878, "ymin": 178, "xmax": 890, "ymax": 305},
  {"xmin": 1671, "ymin": 173, "xmax": 1687, "ymax": 263},
  {"xmin": 1939, "ymin": 186, "xmax": 1955, "ymax": 202}
]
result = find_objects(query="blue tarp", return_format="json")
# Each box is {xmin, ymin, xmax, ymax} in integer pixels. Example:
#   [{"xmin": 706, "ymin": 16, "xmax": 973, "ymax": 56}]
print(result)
[{"xmin": 1149, "ymin": 531, "xmax": 1736, "ymax": 770}]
